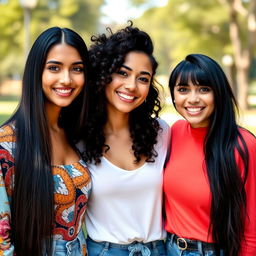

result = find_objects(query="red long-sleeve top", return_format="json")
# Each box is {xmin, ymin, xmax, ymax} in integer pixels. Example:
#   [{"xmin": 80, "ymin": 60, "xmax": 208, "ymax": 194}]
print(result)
[{"xmin": 164, "ymin": 120, "xmax": 256, "ymax": 255}]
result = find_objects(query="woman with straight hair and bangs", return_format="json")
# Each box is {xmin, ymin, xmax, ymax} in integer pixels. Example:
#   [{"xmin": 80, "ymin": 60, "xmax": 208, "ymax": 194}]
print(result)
[
  {"xmin": 164, "ymin": 54, "xmax": 256, "ymax": 256},
  {"xmin": 79, "ymin": 22, "xmax": 170, "ymax": 256},
  {"xmin": 0, "ymin": 27, "xmax": 91, "ymax": 255}
]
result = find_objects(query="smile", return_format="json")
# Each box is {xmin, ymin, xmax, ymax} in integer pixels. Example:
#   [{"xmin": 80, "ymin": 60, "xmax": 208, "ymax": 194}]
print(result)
[
  {"xmin": 54, "ymin": 88, "xmax": 73, "ymax": 97},
  {"xmin": 116, "ymin": 91, "xmax": 136, "ymax": 102},
  {"xmin": 185, "ymin": 107, "xmax": 205, "ymax": 115}
]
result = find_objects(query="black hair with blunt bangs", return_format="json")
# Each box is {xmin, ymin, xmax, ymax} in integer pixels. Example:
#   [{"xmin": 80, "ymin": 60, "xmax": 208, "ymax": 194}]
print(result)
[
  {"xmin": 4, "ymin": 27, "xmax": 89, "ymax": 255},
  {"xmin": 169, "ymin": 53, "xmax": 249, "ymax": 256},
  {"xmin": 82, "ymin": 21, "xmax": 161, "ymax": 164}
]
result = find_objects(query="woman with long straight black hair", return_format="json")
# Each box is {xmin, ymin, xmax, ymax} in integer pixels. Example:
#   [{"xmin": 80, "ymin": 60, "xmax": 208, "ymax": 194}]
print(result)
[
  {"xmin": 0, "ymin": 27, "xmax": 91, "ymax": 255},
  {"xmin": 164, "ymin": 54, "xmax": 256, "ymax": 256}
]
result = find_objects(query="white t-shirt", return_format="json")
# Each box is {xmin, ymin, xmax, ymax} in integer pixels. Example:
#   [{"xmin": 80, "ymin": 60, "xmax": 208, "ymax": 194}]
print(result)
[{"xmin": 85, "ymin": 119, "xmax": 170, "ymax": 244}]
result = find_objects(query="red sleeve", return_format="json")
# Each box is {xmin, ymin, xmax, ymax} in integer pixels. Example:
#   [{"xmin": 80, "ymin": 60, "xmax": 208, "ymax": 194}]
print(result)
[{"xmin": 239, "ymin": 130, "xmax": 256, "ymax": 256}]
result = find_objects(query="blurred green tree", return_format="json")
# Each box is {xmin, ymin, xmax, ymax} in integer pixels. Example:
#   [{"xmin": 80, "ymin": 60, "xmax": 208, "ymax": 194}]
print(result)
[
  {"xmin": 133, "ymin": 0, "xmax": 256, "ymax": 109},
  {"xmin": 0, "ymin": 0, "xmax": 103, "ymax": 81},
  {"xmin": 218, "ymin": 0, "xmax": 256, "ymax": 109}
]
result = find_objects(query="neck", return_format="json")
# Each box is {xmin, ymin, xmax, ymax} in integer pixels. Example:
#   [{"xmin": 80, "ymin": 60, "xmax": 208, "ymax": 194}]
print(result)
[
  {"xmin": 105, "ymin": 112, "xmax": 130, "ymax": 135},
  {"xmin": 45, "ymin": 103, "xmax": 62, "ymax": 132}
]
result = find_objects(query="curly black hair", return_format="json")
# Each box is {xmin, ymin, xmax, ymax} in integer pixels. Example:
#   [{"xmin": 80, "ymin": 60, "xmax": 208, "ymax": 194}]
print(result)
[{"xmin": 82, "ymin": 21, "xmax": 162, "ymax": 164}]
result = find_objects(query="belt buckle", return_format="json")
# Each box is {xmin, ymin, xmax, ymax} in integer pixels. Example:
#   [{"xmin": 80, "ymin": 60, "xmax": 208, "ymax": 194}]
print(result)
[{"xmin": 177, "ymin": 237, "xmax": 188, "ymax": 251}]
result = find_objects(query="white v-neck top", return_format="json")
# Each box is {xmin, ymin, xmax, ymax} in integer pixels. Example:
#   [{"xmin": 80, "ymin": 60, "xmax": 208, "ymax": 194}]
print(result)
[{"xmin": 85, "ymin": 119, "xmax": 170, "ymax": 244}]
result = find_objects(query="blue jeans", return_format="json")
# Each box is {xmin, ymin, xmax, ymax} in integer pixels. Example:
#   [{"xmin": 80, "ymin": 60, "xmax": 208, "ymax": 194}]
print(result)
[
  {"xmin": 166, "ymin": 234, "xmax": 224, "ymax": 256},
  {"xmin": 86, "ymin": 236, "xmax": 166, "ymax": 256},
  {"xmin": 50, "ymin": 229, "xmax": 87, "ymax": 256}
]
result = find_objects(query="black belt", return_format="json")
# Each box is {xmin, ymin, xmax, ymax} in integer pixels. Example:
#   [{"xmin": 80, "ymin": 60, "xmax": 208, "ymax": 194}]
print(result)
[{"xmin": 168, "ymin": 233, "xmax": 216, "ymax": 251}]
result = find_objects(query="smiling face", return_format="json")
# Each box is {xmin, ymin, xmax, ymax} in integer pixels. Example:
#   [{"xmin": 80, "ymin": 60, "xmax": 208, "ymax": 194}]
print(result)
[
  {"xmin": 174, "ymin": 79, "xmax": 215, "ymax": 128},
  {"xmin": 42, "ymin": 43, "xmax": 85, "ymax": 111},
  {"xmin": 105, "ymin": 51, "xmax": 153, "ymax": 115}
]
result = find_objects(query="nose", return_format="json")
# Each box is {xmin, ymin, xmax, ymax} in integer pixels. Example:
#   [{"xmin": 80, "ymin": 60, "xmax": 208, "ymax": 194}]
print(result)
[
  {"xmin": 124, "ymin": 77, "xmax": 137, "ymax": 91},
  {"xmin": 188, "ymin": 90, "xmax": 200, "ymax": 103},
  {"xmin": 59, "ymin": 70, "xmax": 72, "ymax": 85}
]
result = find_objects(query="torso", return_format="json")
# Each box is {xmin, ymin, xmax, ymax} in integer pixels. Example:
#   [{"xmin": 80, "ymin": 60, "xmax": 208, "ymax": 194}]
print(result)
[
  {"xmin": 50, "ymin": 127, "xmax": 80, "ymax": 165},
  {"xmin": 103, "ymin": 128, "xmax": 146, "ymax": 170},
  {"xmin": 0, "ymin": 124, "xmax": 91, "ymax": 241},
  {"xmin": 164, "ymin": 120, "xmax": 212, "ymax": 242},
  {"xmin": 85, "ymin": 119, "xmax": 170, "ymax": 244}
]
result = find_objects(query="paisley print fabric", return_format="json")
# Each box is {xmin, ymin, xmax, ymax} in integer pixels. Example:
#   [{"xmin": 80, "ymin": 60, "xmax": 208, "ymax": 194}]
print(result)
[{"xmin": 0, "ymin": 124, "xmax": 91, "ymax": 255}]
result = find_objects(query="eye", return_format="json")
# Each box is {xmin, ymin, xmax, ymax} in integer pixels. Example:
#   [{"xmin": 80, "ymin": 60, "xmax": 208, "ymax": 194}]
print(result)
[
  {"xmin": 138, "ymin": 76, "xmax": 150, "ymax": 83},
  {"xmin": 199, "ymin": 86, "xmax": 211, "ymax": 93},
  {"xmin": 116, "ymin": 70, "xmax": 127, "ymax": 76},
  {"xmin": 47, "ymin": 65, "xmax": 59, "ymax": 72},
  {"xmin": 72, "ymin": 66, "xmax": 84, "ymax": 73},
  {"xmin": 177, "ymin": 87, "xmax": 188, "ymax": 93}
]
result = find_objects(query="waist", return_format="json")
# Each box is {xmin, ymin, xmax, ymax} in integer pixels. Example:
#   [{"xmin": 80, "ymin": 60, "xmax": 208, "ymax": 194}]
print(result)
[
  {"xmin": 167, "ymin": 232, "xmax": 216, "ymax": 251},
  {"xmin": 87, "ymin": 236, "xmax": 164, "ymax": 249},
  {"xmin": 52, "ymin": 229, "xmax": 86, "ymax": 253}
]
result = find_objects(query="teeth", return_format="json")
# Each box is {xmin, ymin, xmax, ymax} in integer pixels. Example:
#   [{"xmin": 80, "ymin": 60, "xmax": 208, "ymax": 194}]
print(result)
[
  {"xmin": 117, "ymin": 92, "xmax": 135, "ymax": 100},
  {"xmin": 55, "ymin": 88, "xmax": 72, "ymax": 94},
  {"xmin": 186, "ymin": 108, "xmax": 202, "ymax": 112}
]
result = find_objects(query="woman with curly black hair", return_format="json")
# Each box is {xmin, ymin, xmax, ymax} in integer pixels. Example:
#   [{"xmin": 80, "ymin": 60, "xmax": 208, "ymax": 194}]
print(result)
[{"xmin": 80, "ymin": 22, "xmax": 170, "ymax": 256}]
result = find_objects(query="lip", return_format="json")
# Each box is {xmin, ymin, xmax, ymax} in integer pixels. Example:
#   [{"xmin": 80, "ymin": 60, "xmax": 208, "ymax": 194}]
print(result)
[
  {"xmin": 53, "ymin": 87, "xmax": 74, "ymax": 97},
  {"xmin": 185, "ymin": 106, "xmax": 205, "ymax": 115},
  {"xmin": 116, "ymin": 91, "xmax": 136, "ymax": 103}
]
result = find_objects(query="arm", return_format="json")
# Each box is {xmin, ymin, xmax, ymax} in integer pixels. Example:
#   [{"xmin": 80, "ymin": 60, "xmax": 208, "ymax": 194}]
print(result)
[
  {"xmin": 0, "ymin": 147, "xmax": 15, "ymax": 255},
  {"xmin": 239, "ymin": 132, "xmax": 256, "ymax": 256}
]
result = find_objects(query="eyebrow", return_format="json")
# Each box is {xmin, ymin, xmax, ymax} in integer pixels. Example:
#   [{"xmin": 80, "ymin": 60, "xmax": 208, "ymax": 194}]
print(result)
[
  {"xmin": 46, "ymin": 60, "xmax": 84, "ymax": 65},
  {"xmin": 122, "ymin": 64, "xmax": 152, "ymax": 77}
]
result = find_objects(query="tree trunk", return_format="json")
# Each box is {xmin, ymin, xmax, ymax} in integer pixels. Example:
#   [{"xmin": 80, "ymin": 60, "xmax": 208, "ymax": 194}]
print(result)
[
  {"xmin": 220, "ymin": 0, "xmax": 256, "ymax": 110},
  {"xmin": 236, "ymin": 66, "xmax": 249, "ymax": 110}
]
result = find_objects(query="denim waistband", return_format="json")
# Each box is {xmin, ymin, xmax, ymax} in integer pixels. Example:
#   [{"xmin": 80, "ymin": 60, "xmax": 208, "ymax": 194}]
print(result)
[
  {"xmin": 87, "ymin": 236, "xmax": 164, "ymax": 256},
  {"xmin": 51, "ymin": 229, "xmax": 86, "ymax": 255}
]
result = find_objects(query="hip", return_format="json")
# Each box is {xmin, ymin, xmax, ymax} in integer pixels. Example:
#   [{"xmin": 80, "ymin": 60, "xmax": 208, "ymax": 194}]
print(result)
[
  {"xmin": 166, "ymin": 233, "xmax": 224, "ymax": 256},
  {"xmin": 51, "ymin": 229, "xmax": 87, "ymax": 256},
  {"xmin": 86, "ymin": 236, "xmax": 166, "ymax": 256}
]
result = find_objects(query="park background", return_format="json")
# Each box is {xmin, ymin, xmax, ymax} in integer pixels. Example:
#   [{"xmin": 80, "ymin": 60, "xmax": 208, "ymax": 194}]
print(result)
[{"xmin": 0, "ymin": 0, "xmax": 255, "ymax": 134}]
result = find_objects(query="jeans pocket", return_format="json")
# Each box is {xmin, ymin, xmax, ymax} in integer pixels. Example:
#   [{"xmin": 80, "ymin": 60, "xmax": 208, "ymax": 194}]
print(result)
[
  {"xmin": 86, "ymin": 239, "xmax": 108, "ymax": 256},
  {"xmin": 152, "ymin": 241, "xmax": 166, "ymax": 256}
]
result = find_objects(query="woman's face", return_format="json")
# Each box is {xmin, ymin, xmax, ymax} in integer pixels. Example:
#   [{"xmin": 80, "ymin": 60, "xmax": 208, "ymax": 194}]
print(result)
[
  {"xmin": 173, "ymin": 78, "xmax": 215, "ymax": 128},
  {"xmin": 42, "ymin": 43, "xmax": 85, "ymax": 110},
  {"xmin": 105, "ymin": 51, "xmax": 153, "ymax": 115}
]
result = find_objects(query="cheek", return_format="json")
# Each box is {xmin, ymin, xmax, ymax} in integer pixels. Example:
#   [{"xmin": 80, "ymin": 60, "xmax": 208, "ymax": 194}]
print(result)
[
  {"xmin": 77, "ymin": 74, "xmax": 85, "ymax": 86},
  {"xmin": 141, "ymin": 87, "xmax": 150, "ymax": 99},
  {"xmin": 173, "ymin": 94, "xmax": 184, "ymax": 107},
  {"xmin": 206, "ymin": 94, "xmax": 215, "ymax": 111},
  {"xmin": 105, "ymin": 82, "xmax": 115, "ymax": 96},
  {"xmin": 42, "ymin": 72, "xmax": 55, "ymax": 89}
]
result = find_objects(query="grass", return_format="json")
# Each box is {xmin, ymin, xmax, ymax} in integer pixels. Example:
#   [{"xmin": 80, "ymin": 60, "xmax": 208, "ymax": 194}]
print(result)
[
  {"xmin": 0, "ymin": 95, "xmax": 19, "ymax": 125},
  {"xmin": 0, "ymin": 114, "xmax": 12, "ymax": 125}
]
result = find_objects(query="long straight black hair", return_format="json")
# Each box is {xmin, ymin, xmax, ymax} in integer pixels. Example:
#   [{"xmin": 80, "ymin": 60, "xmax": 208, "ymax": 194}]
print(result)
[
  {"xmin": 5, "ymin": 27, "xmax": 89, "ymax": 255},
  {"xmin": 168, "ymin": 54, "xmax": 249, "ymax": 256}
]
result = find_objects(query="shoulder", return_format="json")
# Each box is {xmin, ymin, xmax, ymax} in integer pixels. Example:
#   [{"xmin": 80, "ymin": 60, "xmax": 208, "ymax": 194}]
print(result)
[
  {"xmin": 0, "ymin": 124, "xmax": 16, "ymax": 157},
  {"xmin": 171, "ymin": 119, "xmax": 187, "ymax": 131},
  {"xmin": 157, "ymin": 118, "xmax": 170, "ymax": 139},
  {"xmin": 0, "ymin": 124, "xmax": 15, "ymax": 143},
  {"xmin": 238, "ymin": 128, "xmax": 256, "ymax": 151},
  {"xmin": 157, "ymin": 118, "xmax": 170, "ymax": 132}
]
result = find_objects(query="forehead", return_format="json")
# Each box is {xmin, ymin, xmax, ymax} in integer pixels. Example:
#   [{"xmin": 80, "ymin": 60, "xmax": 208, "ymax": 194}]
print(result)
[
  {"xmin": 123, "ymin": 51, "xmax": 152, "ymax": 72},
  {"xmin": 175, "ymin": 70, "xmax": 210, "ymax": 87},
  {"xmin": 46, "ymin": 43, "xmax": 82, "ymax": 60}
]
